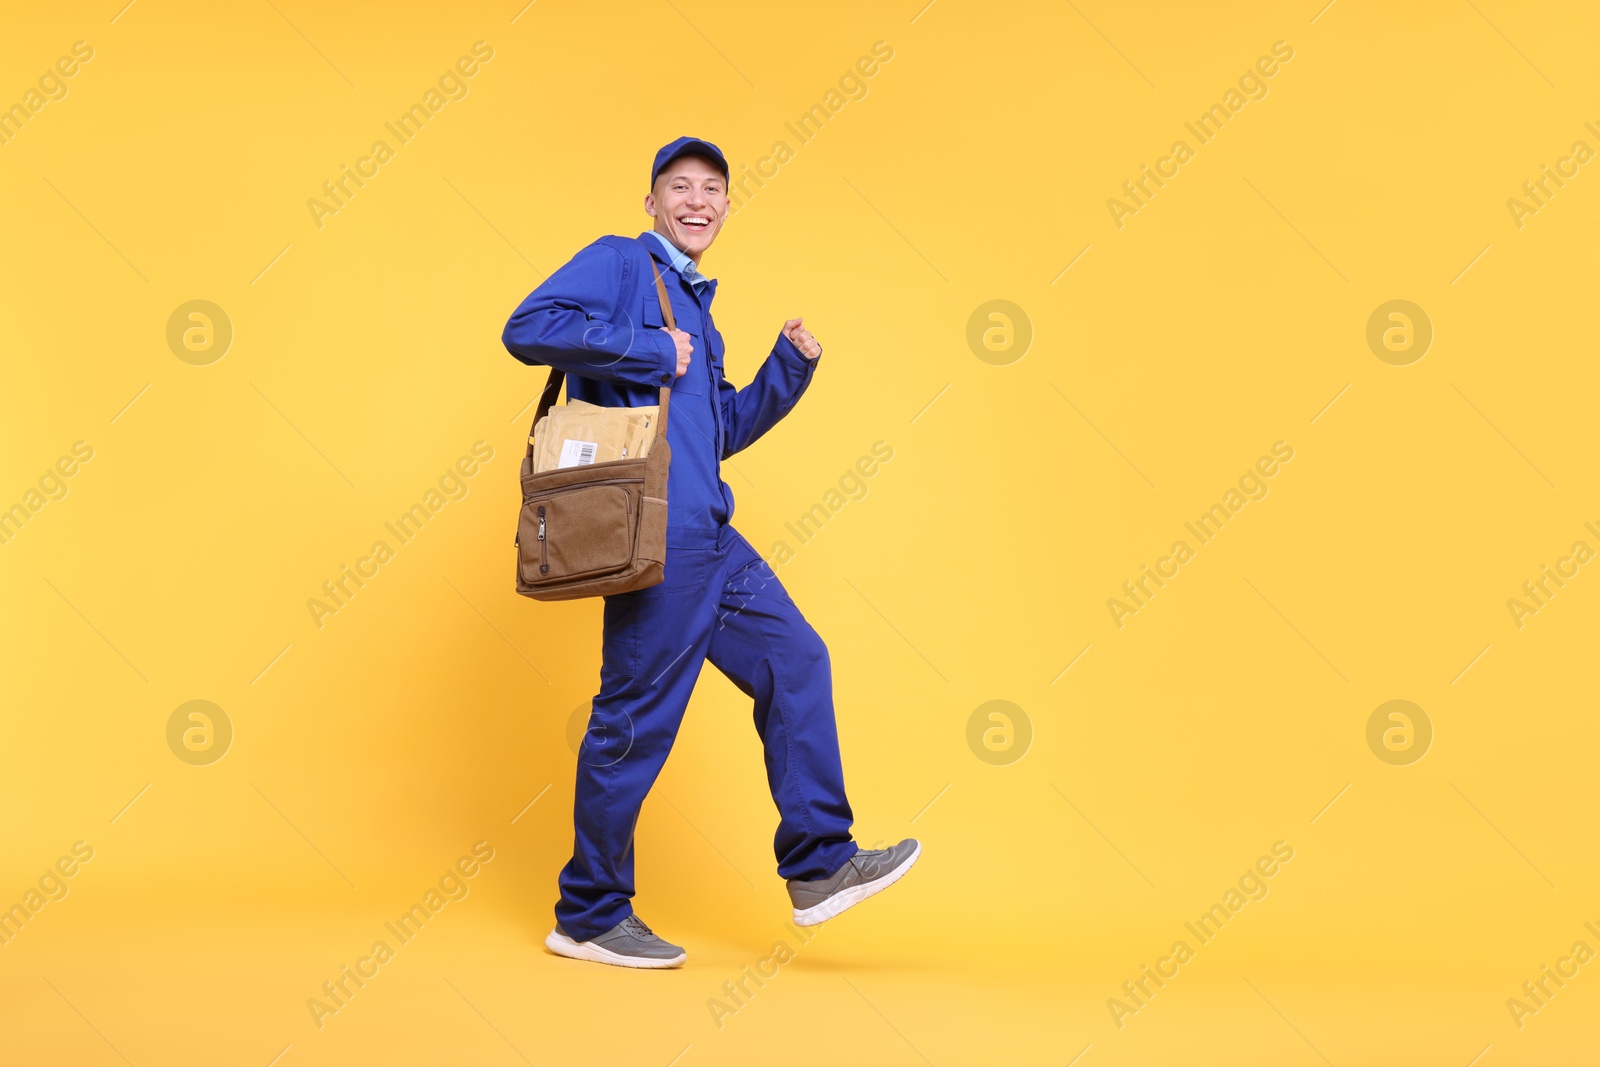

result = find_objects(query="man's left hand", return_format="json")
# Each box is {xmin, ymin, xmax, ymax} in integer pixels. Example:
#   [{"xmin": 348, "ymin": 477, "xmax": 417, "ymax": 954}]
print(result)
[{"xmin": 782, "ymin": 317, "xmax": 822, "ymax": 361}]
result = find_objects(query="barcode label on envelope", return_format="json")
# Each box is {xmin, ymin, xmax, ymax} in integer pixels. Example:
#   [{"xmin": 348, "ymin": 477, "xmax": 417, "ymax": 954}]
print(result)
[{"xmin": 558, "ymin": 439, "xmax": 598, "ymax": 468}]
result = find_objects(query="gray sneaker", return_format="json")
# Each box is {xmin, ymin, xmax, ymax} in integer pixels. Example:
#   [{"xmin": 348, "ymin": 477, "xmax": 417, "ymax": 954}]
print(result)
[
  {"xmin": 786, "ymin": 838, "xmax": 921, "ymax": 926},
  {"xmin": 545, "ymin": 914, "xmax": 686, "ymax": 969}
]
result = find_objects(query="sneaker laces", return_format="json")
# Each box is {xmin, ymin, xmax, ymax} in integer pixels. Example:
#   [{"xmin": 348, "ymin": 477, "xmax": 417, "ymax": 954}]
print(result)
[{"xmin": 622, "ymin": 914, "xmax": 656, "ymax": 939}]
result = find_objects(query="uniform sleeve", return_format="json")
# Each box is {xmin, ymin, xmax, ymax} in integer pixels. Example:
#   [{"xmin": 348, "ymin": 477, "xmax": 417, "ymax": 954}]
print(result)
[
  {"xmin": 501, "ymin": 241, "xmax": 679, "ymax": 387},
  {"xmin": 716, "ymin": 329, "xmax": 819, "ymax": 459}
]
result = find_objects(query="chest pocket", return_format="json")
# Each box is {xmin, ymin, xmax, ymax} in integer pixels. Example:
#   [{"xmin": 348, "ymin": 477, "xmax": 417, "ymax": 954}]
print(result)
[
  {"xmin": 642, "ymin": 288, "xmax": 705, "ymax": 396},
  {"xmin": 704, "ymin": 322, "xmax": 726, "ymax": 383}
]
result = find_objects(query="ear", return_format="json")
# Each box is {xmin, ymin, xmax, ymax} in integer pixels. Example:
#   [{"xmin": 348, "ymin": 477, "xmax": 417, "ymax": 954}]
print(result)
[{"xmin": 644, "ymin": 192, "xmax": 657, "ymax": 217}]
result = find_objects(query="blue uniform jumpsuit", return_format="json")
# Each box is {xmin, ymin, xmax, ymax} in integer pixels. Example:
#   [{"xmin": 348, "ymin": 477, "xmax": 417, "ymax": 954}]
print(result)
[{"xmin": 502, "ymin": 230, "xmax": 860, "ymax": 942}]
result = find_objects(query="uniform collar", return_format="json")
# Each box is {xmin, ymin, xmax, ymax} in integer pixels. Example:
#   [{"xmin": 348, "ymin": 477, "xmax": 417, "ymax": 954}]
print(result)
[{"xmin": 640, "ymin": 230, "xmax": 715, "ymax": 297}]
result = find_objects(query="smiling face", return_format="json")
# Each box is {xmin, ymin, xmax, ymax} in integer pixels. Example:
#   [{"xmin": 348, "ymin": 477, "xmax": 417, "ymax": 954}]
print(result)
[{"xmin": 645, "ymin": 154, "xmax": 728, "ymax": 264}]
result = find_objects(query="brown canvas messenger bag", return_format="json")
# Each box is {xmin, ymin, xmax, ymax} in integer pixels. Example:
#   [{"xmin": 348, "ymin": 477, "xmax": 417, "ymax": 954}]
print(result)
[{"xmin": 513, "ymin": 258, "xmax": 677, "ymax": 601}]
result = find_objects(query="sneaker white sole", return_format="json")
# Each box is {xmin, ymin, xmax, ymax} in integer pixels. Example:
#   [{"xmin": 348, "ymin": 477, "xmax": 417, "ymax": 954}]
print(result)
[
  {"xmin": 791, "ymin": 841, "xmax": 921, "ymax": 927},
  {"xmin": 544, "ymin": 928, "xmax": 686, "ymax": 969}
]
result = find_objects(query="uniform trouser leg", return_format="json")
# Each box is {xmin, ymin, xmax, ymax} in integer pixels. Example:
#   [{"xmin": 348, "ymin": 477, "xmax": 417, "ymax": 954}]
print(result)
[
  {"xmin": 706, "ymin": 529, "xmax": 858, "ymax": 882},
  {"xmin": 554, "ymin": 541, "xmax": 721, "ymax": 944},
  {"xmin": 554, "ymin": 525, "xmax": 857, "ymax": 943}
]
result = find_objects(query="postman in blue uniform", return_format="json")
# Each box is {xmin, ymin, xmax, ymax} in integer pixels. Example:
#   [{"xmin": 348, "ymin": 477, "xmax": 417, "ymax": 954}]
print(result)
[
  {"xmin": 503, "ymin": 228, "xmax": 814, "ymax": 546},
  {"xmin": 499, "ymin": 136, "xmax": 919, "ymax": 969}
]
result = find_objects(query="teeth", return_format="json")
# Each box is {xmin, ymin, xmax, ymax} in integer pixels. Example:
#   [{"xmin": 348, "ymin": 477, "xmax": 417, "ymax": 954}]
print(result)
[{"xmin": 681, "ymin": 217, "xmax": 709, "ymax": 226}]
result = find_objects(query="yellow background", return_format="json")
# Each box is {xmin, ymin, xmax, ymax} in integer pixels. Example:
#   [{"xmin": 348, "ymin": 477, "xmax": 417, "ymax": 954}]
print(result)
[{"xmin": 3, "ymin": 0, "xmax": 1598, "ymax": 1063}]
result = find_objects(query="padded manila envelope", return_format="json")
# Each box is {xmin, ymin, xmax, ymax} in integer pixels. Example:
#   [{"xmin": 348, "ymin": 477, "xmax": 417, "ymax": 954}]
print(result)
[{"xmin": 531, "ymin": 398, "xmax": 659, "ymax": 473}]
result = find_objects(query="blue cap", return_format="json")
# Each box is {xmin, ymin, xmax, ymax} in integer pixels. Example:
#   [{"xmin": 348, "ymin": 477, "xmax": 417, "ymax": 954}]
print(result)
[{"xmin": 650, "ymin": 136, "xmax": 729, "ymax": 188}]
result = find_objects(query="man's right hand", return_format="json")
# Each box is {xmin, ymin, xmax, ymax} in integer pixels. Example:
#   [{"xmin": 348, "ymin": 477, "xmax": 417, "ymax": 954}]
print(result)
[{"xmin": 660, "ymin": 327, "xmax": 693, "ymax": 377}]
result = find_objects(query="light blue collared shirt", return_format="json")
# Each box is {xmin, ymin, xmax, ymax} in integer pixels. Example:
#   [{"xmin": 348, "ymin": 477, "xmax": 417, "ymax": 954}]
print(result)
[{"xmin": 647, "ymin": 230, "xmax": 711, "ymax": 295}]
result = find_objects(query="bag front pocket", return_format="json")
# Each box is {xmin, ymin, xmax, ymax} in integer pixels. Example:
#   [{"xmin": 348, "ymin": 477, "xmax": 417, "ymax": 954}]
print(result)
[{"xmin": 521, "ymin": 481, "xmax": 637, "ymax": 583}]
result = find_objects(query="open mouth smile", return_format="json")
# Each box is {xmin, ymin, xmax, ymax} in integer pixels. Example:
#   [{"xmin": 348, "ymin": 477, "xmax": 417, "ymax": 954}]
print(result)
[{"xmin": 678, "ymin": 215, "xmax": 712, "ymax": 232}]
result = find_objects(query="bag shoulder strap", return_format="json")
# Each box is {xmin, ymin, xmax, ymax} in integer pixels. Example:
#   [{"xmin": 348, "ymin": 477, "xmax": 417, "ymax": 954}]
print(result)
[{"xmin": 524, "ymin": 243, "xmax": 676, "ymax": 460}]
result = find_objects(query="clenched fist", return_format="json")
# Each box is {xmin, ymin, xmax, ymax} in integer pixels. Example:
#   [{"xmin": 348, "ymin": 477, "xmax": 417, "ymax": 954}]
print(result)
[
  {"xmin": 783, "ymin": 317, "xmax": 822, "ymax": 361},
  {"xmin": 659, "ymin": 327, "xmax": 693, "ymax": 376}
]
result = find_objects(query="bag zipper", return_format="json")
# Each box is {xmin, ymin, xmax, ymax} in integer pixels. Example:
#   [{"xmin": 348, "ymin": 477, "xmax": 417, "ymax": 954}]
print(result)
[
  {"xmin": 537, "ymin": 505, "xmax": 548, "ymax": 574},
  {"xmin": 521, "ymin": 479, "xmax": 641, "ymax": 547},
  {"xmin": 529, "ymin": 476, "xmax": 644, "ymax": 491}
]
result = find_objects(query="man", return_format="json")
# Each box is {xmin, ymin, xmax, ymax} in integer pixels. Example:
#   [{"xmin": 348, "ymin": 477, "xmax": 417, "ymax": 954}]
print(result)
[{"xmin": 501, "ymin": 137, "xmax": 920, "ymax": 969}]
